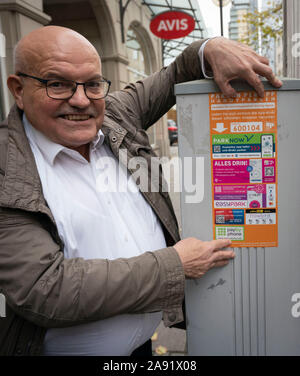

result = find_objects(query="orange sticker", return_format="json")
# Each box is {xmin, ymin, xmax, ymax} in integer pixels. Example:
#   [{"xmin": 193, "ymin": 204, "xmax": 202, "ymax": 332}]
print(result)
[{"xmin": 209, "ymin": 91, "xmax": 278, "ymax": 247}]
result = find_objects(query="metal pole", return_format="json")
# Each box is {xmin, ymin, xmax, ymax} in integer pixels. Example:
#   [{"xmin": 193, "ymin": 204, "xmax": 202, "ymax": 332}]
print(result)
[
  {"xmin": 119, "ymin": 0, "xmax": 132, "ymax": 43},
  {"xmin": 219, "ymin": 0, "xmax": 224, "ymax": 36}
]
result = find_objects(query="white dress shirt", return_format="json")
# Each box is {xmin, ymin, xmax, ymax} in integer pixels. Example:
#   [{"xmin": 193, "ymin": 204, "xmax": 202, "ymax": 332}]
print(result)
[{"xmin": 23, "ymin": 115, "xmax": 166, "ymax": 356}]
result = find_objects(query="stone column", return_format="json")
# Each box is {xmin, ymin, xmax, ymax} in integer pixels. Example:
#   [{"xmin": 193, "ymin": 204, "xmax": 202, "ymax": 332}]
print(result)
[{"xmin": 0, "ymin": 0, "xmax": 51, "ymax": 107}]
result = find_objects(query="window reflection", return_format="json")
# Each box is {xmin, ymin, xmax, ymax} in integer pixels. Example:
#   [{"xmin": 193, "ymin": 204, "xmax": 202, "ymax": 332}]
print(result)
[{"xmin": 126, "ymin": 28, "xmax": 148, "ymax": 82}]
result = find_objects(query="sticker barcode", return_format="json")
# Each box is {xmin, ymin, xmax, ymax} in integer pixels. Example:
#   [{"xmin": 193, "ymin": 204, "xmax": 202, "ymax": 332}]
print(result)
[{"xmin": 216, "ymin": 215, "xmax": 225, "ymax": 224}]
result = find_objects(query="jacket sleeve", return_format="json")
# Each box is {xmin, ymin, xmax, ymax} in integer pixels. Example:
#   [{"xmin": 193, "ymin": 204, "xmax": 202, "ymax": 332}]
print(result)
[
  {"xmin": 0, "ymin": 208, "xmax": 185, "ymax": 328},
  {"xmin": 107, "ymin": 40, "xmax": 205, "ymax": 130}
]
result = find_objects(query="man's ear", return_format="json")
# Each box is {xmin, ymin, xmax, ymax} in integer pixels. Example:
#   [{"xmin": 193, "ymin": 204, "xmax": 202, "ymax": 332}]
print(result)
[{"xmin": 7, "ymin": 75, "xmax": 25, "ymax": 110}]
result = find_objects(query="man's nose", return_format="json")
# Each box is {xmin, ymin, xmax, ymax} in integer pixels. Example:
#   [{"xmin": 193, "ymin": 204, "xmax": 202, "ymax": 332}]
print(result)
[{"xmin": 68, "ymin": 84, "xmax": 90, "ymax": 107}]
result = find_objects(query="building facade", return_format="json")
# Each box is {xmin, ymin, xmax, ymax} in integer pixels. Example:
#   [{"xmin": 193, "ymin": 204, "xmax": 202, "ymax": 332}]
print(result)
[
  {"xmin": 261, "ymin": 0, "xmax": 283, "ymax": 77},
  {"xmin": 283, "ymin": 0, "xmax": 300, "ymax": 78},
  {"xmin": 275, "ymin": 33, "xmax": 284, "ymax": 77},
  {"xmin": 0, "ymin": 0, "xmax": 188, "ymax": 156},
  {"xmin": 228, "ymin": 0, "xmax": 258, "ymax": 42},
  {"xmin": 228, "ymin": 0, "xmax": 284, "ymax": 76}
]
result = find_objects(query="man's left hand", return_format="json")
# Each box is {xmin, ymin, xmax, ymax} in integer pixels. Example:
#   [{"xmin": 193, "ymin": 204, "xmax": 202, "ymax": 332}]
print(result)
[{"xmin": 204, "ymin": 37, "xmax": 283, "ymax": 98}]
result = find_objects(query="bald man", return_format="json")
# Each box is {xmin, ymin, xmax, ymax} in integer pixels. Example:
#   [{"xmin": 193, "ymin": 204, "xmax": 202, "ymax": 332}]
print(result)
[{"xmin": 0, "ymin": 26, "xmax": 281, "ymax": 356}]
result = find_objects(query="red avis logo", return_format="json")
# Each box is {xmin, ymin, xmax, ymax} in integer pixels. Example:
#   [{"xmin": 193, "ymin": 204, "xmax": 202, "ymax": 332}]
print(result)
[{"xmin": 150, "ymin": 11, "xmax": 195, "ymax": 40}]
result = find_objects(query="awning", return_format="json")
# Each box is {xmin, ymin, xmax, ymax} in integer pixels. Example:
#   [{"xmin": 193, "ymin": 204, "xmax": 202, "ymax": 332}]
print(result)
[{"xmin": 142, "ymin": 0, "xmax": 208, "ymax": 64}]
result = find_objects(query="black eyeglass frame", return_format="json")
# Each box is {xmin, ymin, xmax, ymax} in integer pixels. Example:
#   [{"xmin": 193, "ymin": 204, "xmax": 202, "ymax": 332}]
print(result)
[{"xmin": 17, "ymin": 72, "xmax": 111, "ymax": 100}]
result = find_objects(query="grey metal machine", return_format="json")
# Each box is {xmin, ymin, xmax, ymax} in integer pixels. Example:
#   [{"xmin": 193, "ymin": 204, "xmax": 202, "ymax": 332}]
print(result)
[{"xmin": 175, "ymin": 79, "xmax": 300, "ymax": 356}]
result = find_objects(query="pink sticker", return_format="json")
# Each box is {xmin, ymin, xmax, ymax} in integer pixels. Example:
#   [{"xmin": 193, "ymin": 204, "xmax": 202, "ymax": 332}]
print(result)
[
  {"xmin": 213, "ymin": 159, "xmax": 276, "ymax": 184},
  {"xmin": 213, "ymin": 160, "xmax": 249, "ymax": 184},
  {"xmin": 214, "ymin": 184, "xmax": 267, "ymax": 208}
]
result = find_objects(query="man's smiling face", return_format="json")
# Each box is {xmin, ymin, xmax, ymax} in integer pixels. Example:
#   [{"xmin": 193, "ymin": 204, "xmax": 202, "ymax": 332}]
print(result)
[{"xmin": 11, "ymin": 27, "xmax": 105, "ymax": 150}]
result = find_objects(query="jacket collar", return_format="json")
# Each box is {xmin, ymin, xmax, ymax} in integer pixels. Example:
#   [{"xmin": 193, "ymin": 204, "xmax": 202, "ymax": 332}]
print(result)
[
  {"xmin": 0, "ymin": 105, "xmax": 55, "ymax": 220},
  {"xmin": 23, "ymin": 114, "xmax": 105, "ymax": 166}
]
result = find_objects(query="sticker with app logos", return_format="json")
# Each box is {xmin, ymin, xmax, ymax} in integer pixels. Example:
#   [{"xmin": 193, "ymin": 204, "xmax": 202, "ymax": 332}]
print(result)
[{"xmin": 209, "ymin": 91, "xmax": 278, "ymax": 247}]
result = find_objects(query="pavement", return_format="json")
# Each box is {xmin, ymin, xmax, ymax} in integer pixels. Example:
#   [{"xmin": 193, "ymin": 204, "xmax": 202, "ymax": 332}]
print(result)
[{"xmin": 151, "ymin": 144, "xmax": 187, "ymax": 356}]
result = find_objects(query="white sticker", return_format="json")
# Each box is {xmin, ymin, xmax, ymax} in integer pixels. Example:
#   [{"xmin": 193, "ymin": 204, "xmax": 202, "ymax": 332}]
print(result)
[{"xmin": 216, "ymin": 226, "xmax": 244, "ymax": 241}]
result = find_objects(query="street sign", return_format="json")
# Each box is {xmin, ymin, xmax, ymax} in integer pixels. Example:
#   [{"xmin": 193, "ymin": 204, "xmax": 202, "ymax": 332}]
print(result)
[{"xmin": 150, "ymin": 11, "xmax": 195, "ymax": 40}]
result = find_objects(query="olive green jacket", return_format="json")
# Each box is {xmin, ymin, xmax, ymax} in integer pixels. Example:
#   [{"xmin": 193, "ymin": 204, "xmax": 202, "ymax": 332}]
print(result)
[{"xmin": 0, "ymin": 40, "xmax": 205, "ymax": 355}]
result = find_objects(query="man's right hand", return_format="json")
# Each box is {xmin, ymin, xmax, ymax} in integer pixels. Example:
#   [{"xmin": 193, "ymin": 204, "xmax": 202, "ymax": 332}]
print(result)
[
  {"xmin": 203, "ymin": 37, "xmax": 282, "ymax": 98},
  {"xmin": 174, "ymin": 238, "xmax": 235, "ymax": 279}
]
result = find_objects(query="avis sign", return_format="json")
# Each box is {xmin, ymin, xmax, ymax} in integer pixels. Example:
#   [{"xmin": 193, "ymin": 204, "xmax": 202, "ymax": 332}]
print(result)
[{"xmin": 150, "ymin": 11, "xmax": 195, "ymax": 40}]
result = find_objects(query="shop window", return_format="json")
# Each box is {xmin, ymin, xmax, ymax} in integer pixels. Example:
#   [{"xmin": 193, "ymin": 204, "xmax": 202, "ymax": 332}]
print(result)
[{"xmin": 126, "ymin": 28, "xmax": 147, "ymax": 81}]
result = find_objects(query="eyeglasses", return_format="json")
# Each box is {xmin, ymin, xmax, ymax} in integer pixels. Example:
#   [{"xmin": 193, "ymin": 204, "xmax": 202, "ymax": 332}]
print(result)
[{"xmin": 17, "ymin": 73, "xmax": 111, "ymax": 100}]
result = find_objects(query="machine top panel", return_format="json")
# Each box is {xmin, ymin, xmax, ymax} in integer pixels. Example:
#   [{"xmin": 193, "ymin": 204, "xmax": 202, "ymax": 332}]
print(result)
[{"xmin": 175, "ymin": 78, "xmax": 300, "ymax": 96}]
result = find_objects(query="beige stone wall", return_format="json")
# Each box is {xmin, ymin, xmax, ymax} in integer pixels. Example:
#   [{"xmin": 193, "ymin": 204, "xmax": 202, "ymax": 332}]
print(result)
[
  {"xmin": 23, "ymin": 0, "xmax": 43, "ymax": 10},
  {"xmin": 0, "ymin": 0, "xmax": 51, "ymax": 109},
  {"xmin": 167, "ymin": 108, "xmax": 177, "ymax": 122}
]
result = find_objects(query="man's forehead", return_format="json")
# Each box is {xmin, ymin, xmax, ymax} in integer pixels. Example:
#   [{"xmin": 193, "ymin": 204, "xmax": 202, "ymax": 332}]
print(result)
[
  {"xmin": 38, "ymin": 36, "xmax": 100, "ymax": 61},
  {"xmin": 18, "ymin": 27, "xmax": 101, "ymax": 73},
  {"xmin": 40, "ymin": 48, "xmax": 100, "ymax": 65},
  {"xmin": 29, "ymin": 42, "xmax": 102, "ymax": 76}
]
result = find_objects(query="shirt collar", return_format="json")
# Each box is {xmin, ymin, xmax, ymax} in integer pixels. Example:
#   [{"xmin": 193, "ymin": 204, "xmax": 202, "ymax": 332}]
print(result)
[{"xmin": 23, "ymin": 113, "xmax": 105, "ymax": 165}]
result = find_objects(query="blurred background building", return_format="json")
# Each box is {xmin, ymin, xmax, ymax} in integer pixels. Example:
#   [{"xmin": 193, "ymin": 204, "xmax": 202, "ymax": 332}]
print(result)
[
  {"xmin": 0, "ymin": 0, "xmax": 208, "ymax": 157},
  {"xmin": 228, "ymin": 0, "xmax": 257, "ymax": 41},
  {"xmin": 261, "ymin": 0, "xmax": 283, "ymax": 76},
  {"xmin": 0, "ymin": 0, "xmax": 299, "ymax": 152},
  {"xmin": 228, "ymin": 0, "xmax": 284, "ymax": 76},
  {"xmin": 283, "ymin": 0, "xmax": 300, "ymax": 78}
]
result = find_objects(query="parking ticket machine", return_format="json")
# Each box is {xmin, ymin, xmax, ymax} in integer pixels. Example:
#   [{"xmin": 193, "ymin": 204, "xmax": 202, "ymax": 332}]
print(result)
[{"xmin": 175, "ymin": 79, "xmax": 300, "ymax": 355}]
